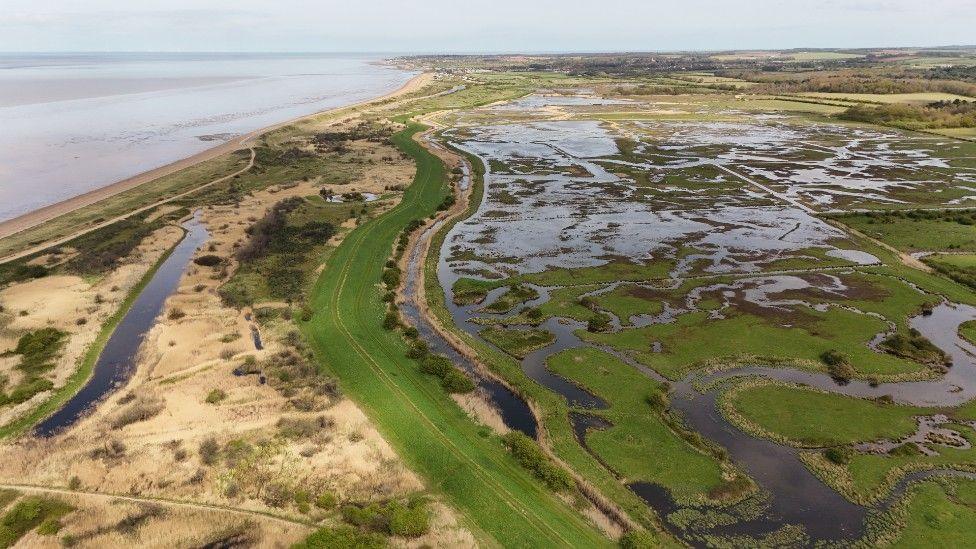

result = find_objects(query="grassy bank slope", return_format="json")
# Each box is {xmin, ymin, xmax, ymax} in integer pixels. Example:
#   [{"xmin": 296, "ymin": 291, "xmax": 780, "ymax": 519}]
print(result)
[{"xmin": 301, "ymin": 123, "xmax": 609, "ymax": 547}]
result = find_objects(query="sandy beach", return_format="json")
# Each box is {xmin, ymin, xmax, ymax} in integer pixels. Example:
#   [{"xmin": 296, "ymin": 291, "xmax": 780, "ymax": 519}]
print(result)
[{"xmin": 0, "ymin": 71, "xmax": 431, "ymax": 248}]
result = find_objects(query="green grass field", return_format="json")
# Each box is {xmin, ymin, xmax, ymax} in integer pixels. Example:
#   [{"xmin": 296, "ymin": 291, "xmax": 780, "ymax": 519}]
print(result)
[
  {"xmin": 480, "ymin": 327, "xmax": 555, "ymax": 358},
  {"xmin": 548, "ymin": 348, "xmax": 727, "ymax": 503},
  {"xmin": 724, "ymin": 382, "xmax": 926, "ymax": 447},
  {"xmin": 889, "ymin": 479, "xmax": 976, "ymax": 548},
  {"xmin": 300, "ymin": 123, "xmax": 609, "ymax": 547},
  {"xmin": 835, "ymin": 213, "xmax": 976, "ymax": 252},
  {"xmin": 578, "ymin": 306, "xmax": 927, "ymax": 381}
]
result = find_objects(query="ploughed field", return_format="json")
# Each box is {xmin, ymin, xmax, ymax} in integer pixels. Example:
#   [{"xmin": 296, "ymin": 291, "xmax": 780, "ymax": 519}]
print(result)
[{"xmin": 433, "ymin": 90, "xmax": 976, "ymax": 546}]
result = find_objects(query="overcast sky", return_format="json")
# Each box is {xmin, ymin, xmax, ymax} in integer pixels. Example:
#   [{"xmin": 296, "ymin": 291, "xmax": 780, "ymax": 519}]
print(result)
[{"xmin": 1, "ymin": 0, "xmax": 973, "ymax": 53}]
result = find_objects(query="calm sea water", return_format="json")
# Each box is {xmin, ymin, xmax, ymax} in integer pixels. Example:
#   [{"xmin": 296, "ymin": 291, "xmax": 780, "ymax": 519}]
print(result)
[{"xmin": 0, "ymin": 53, "xmax": 414, "ymax": 222}]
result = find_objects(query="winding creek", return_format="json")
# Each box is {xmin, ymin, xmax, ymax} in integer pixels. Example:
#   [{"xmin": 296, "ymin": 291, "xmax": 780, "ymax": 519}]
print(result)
[{"xmin": 34, "ymin": 213, "xmax": 209, "ymax": 437}]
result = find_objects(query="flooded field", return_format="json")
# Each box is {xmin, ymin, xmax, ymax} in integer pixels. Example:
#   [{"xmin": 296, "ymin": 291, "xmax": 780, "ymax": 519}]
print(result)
[{"xmin": 429, "ymin": 92, "xmax": 976, "ymax": 546}]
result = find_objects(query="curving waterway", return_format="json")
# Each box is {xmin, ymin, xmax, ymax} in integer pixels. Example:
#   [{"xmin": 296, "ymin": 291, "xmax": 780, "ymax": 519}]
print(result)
[{"xmin": 34, "ymin": 213, "xmax": 209, "ymax": 437}]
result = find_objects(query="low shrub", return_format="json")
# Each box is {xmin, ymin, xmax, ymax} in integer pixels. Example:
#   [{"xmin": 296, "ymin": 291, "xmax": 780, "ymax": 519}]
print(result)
[
  {"xmin": 441, "ymin": 368, "xmax": 475, "ymax": 394},
  {"xmin": 205, "ymin": 389, "xmax": 227, "ymax": 404},
  {"xmin": 388, "ymin": 500, "xmax": 429, "ymax": 537},
  {"xmin": 193, "ymin": 254, "xmax": 223, "ymax": 267},
  {"xmin": 419, "ymin": 355, "xmax": 453, "ymax": 377},
  {"xmin": 587, "ymin": 312, "xmax": 613, "ymax": 333},
  {"xmin": 109, "ymin": 396, "xmax": 164, "ymax": 429},
  {"xmin": 261, "ymin": 481, "xmax": 293, "ymax": 508},
  {"xmin": 315, "ymin": 492, "xmax": 338, "ymax": 510},
  {"xmin": 0, "ymin": 496, "xmax": 73, "ymax": 547},
  {"xmin": 502, "ymin": 432, "xmax": 574, "ymax": 492},
  {"xmin": 405, "ymin": 340, "xmax": 429, "ymax": 360},
  {"xmin": 619, "ymin": 530, "xmax": 658, "ymax": 549},
  {"xmin": 277, "ymin": 415, "xmax": 334, "ymax": 439},
  {"xmin": 824, "ymin": 446, "xmax": 854, "ymax": 465},
  {"xmin": 292, "ymin": 526, "xmax": 385, "ymax": 549},
  {"xmin": 199, "ymin": 438, "xmax": 220, "ymax": 465}
]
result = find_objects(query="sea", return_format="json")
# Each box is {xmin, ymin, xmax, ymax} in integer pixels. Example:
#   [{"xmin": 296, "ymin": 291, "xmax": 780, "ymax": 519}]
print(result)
[{"xmin": 0, "ymin": 52, "xmax": 414, "ymax": 222}]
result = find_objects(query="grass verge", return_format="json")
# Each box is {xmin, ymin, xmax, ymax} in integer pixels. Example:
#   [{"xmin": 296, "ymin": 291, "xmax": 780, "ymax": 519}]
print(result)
[{"xmin": 301, "ymin": 123, "xmax": 610, "ymax": 547}]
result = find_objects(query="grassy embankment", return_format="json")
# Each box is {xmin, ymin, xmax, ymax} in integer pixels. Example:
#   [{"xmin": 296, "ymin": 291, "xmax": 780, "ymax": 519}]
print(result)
[{"xmin": 301, "ymin": 123, "xmax": 610, "ymax": 547}]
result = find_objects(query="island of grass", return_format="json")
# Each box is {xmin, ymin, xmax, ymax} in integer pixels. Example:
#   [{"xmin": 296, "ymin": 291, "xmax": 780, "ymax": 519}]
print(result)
[
  {"xmin": 480, "ymin": 326, "xmax": 556, "ymax": 358},
  {"xmin": 961, "ymin": 320, "xmax": 976, "ymax": 346},
  {"xmin": 481, "ymin": 284, "xmax": 539, "ymax": 314},
  {"xmin": 719, "ymin": 379, "xmax": 976, "ymax": 504},
  {"xmin": 721, "ymin": 380, "xmax": 928, "ymax": 448},
  {"xmin": 548, "ymin": 347, "xmax": 742, "ymax": 504},
  {"xmin": 879, "ymin": 478, "xmax": 976, "ymax": 547}
]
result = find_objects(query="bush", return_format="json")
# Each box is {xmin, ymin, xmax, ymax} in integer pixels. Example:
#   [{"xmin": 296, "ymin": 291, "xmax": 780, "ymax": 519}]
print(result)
[
  {"xmin": 338, "ymin": 498, "xmax": 428, "ymax": 538},
  {"xmin": 502, "ymin": 432, "xmax": 574, "ymax": 492},
  {"xmin": 261, "ymin": 481, "xmax": 293, "ymax": 508},
  {"xmin": 879, "ymin": 330, "xmax": 949, "ymax": 366},
  {"xmin": 205, "ymin": 389, "xmax": 227, "ymax": 404},
  {"xmin": 382, "ymin": 311, "xmax": 399, "ymax": 330},
  {"xmin": 821, "ymin": 349, "xmax": 855, "ymax": 382},
  {"xmin": 419, "ymin": 354, "xmax": 453, "ymax": 377},
  {"xmin": 406, "ymin": 340, "xmax": 429, "ymax": 360},
  {"xmin": 441, "ymin": 368, "xmax": 475, "ymax": 394},
  {"xmin": 167, "ymin": 308, "xmax": 186, "ymax": 321},
  {"xmin": 645, "ymin": 390, "xmax": 669, "ymax": 412},
  {"xmin": 315, "ymin": 492, "xmax": 338, "ymax": 510},
  {"xmin": 619, "ymin": 530, "xmax": 658, "ymax": 549},
  {"xmin": 381, "ymin": 267, "xmax": 401, "ymax": 288},
  {"xmin": 199, "ymin": 438, "xmax": 220, "ymax": 465},
  {"xmin": 292, "ymin": 526, "xmax": 385, "ymax": 549},
  {"xmin": 820, "ymin": 349, "xmax": 848, "ymax": 366},
  {"xmin": 277, "ymin": 415, "xmax": 333, "ymax": 439},
  {"xmin": 824, "ymin": 446, "xmax": 853, "ymax": 465},
  {"xmin": 341, "ymin": 503, "xmax": 389, "ymax": 532},
  {"xmin": 109, "ymin": 397, "xmax": 164, "ymax": 429},
  {"xmin": 827, "ymin": 361, "xmax": 856, "ymax": 384},
  {"xmin": 193, "ymin": 254, "xmax": 223, "ymax": 267},
  {"xmin": 587, "ymin": 312, "xmax": 613, "ymax": 332},
  {"xmin": 388, "ymin": 500, "xmax": 429, "ymax": 537}
]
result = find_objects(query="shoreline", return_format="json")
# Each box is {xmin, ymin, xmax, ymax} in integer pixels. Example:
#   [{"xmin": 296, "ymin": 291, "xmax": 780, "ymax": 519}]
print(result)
[{"xmin": 0, "ymin": 71, "xmax": 430, "ymax": 245}]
